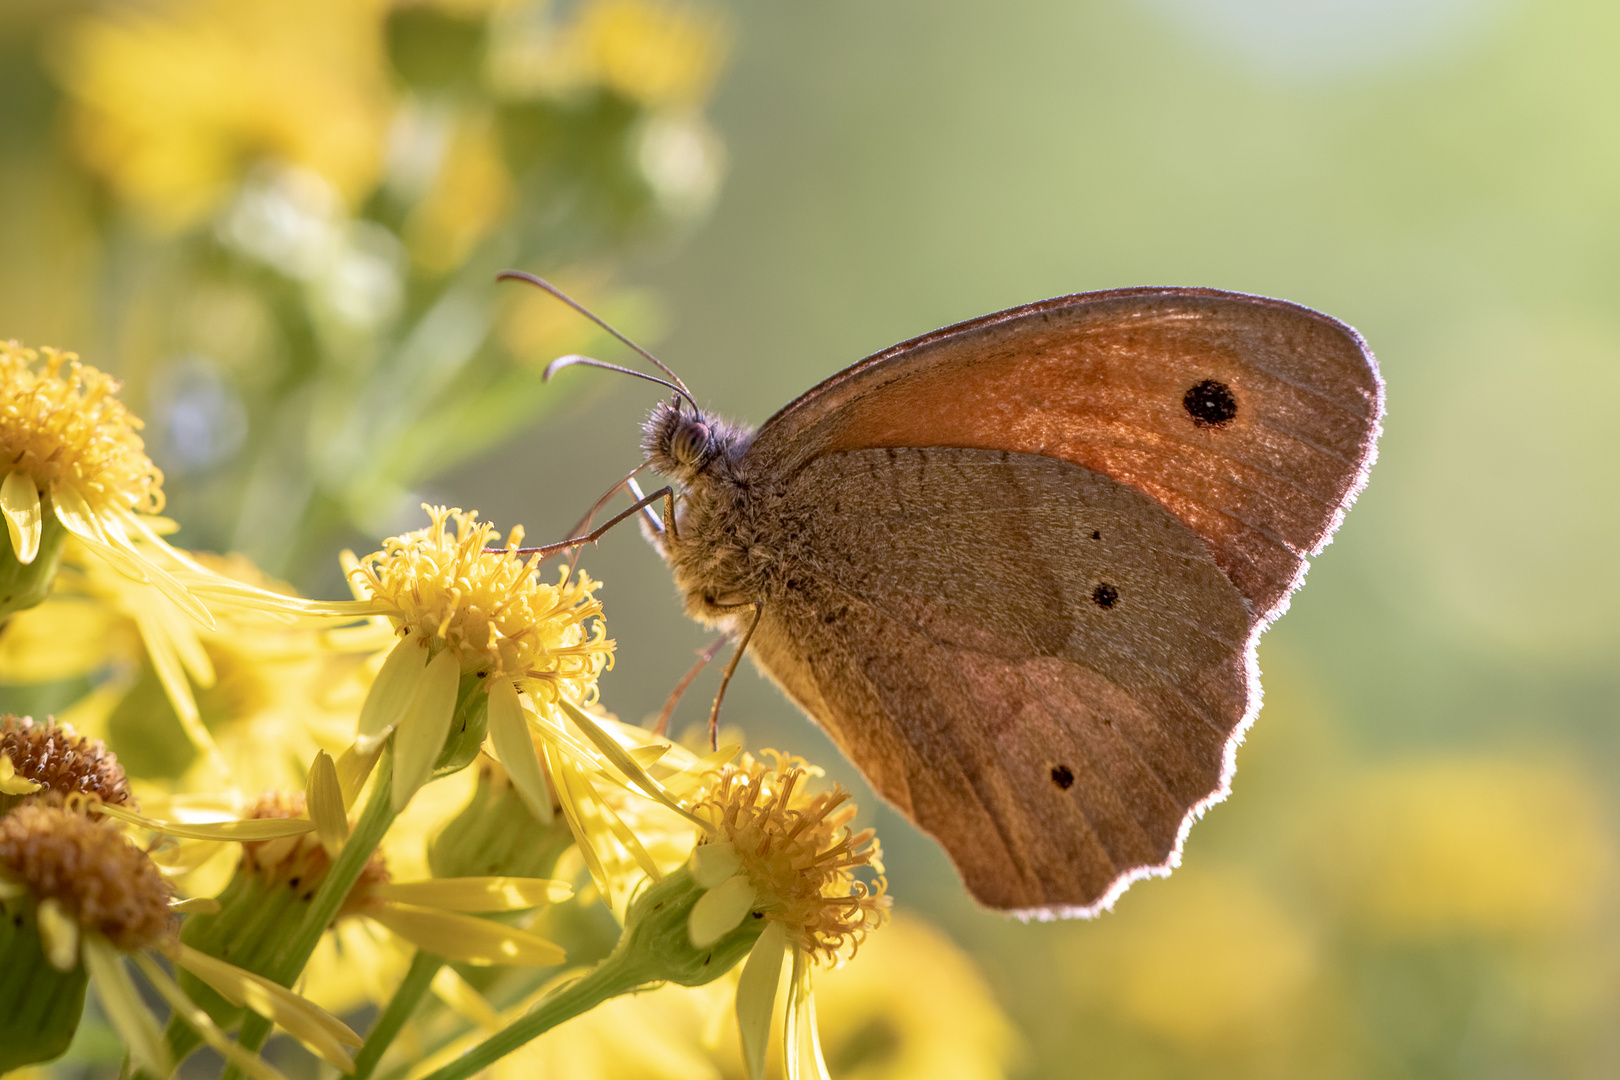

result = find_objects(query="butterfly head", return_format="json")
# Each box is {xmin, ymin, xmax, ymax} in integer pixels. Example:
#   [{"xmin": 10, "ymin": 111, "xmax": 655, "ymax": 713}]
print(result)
[{"xmin": 642, "ymin": 398, "xmax": 751, "ymax": 484}]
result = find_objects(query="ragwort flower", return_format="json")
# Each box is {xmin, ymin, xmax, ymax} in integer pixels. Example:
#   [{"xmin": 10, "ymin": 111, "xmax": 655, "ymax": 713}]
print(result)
[
  {"xmin": 345, "ymin": 505, "xmax": 613, "ymax": 812},
  {"xmin": 687, "ymin": 752, "xmax": 889, "ymax": 1080},
  {"xmin": 408, "ymin": 748, "xmax": 887, "ymax": 1080},
  {"xmin": 0, "ymin": 797, "xmax": 358, "ymax": 1079},
  {"xmin": 0, "ymin": 342, "xmax": 350, "ymax": 633}
]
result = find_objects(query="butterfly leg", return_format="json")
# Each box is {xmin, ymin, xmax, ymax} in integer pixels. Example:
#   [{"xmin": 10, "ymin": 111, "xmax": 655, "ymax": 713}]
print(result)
[
  {"xmin": 524, "ymin": 486, "xmax": 677, "ymax": 559},
  {"xmin": 706, "ymin": 602, "xmax": 763, "ymax": 752},
  {"xmin": 653, "ymin": 633, "xmax": 729, "ymax": 736}
]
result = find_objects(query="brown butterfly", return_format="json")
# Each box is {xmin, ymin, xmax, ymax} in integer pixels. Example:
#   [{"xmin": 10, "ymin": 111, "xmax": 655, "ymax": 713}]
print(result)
[{"xmin": 528, "ymin": 282, "xmax": 1383, "ymax": 918}]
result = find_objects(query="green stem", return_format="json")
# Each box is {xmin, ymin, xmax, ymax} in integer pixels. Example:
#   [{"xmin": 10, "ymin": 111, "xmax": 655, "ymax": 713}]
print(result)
[
  {"xmin": 414, "ymin": 953, "xmax": 656, "ymax": 1080},
  {"xmin": 221, "ymin": 754, "xmax": 398, "ymax": 1080},
  {"xmin": 351, "ymin": 951, "xmax": 444, "ymax": 1080}
]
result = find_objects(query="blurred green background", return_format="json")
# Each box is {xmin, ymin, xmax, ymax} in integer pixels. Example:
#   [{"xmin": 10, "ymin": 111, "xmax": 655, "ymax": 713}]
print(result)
[{"xmin": 6, "ymin": 0, "xmax": 1620, "ymax": 1076}]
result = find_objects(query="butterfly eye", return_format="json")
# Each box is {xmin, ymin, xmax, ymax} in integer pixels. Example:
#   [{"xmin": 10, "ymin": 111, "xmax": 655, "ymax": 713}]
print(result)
[{"xmin": 670, "ymin": 421, "xmax": 711, "ymax": 465}]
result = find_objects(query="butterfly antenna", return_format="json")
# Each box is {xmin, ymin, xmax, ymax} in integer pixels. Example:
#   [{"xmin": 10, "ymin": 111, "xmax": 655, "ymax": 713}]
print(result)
[
  {"xmin": 543, "ymin": 354, "xmax": 699, "ymax": 416},
  {"xmin": 498, "ymin": 269, "xmax": 696, "ymax": 398}
]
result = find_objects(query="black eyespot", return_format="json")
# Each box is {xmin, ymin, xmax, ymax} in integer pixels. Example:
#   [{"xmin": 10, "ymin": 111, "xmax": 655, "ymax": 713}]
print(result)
[
  {"xmin": 1090, "ymin": 530, "xmax": 1101, "ymax": 540},
  {"xmin": 1184, "ymin": 379, "xmax": 1237, "ymax": 427},
  {"xmin": 1092, "ymin": 584, "xmax": 1119, "ymax": 609},
  {"xmin": 1050, "ymin": 764, "xmax": 1075, "ymax": 790}
]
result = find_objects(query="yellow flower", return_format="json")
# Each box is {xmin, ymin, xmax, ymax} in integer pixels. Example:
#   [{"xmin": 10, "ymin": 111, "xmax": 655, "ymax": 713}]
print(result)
[
  {"xmin": 55, "ymin": 0, "xmax": 391, "ymax": 229},
  {"xmin": 808, "ymin": 914, "xmax": 1021, "ymax": 1080},
  {"xmin": 1322, "ymin": 756, "xmax": 1613, "ymax": 938},
  {"xmin": 0, "ymin": 343, "xmax": 347, "ymax": 633},
  {"xmin": 0, "ymin": 797, "xmax": 360, "ymax": 1079},
  {"xmin": 493, "ymin": 0, "xmax": 731, "ymax": 110},
  {"xmin": 686, "ymin": 752, "xmax": 889, "ymax": 1080},
  {"xmin": 346, "ymin": 505, "xmax": 613, "ymax": 811}
]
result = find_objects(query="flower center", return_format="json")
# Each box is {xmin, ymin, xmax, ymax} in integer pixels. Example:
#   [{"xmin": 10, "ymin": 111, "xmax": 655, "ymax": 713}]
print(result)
[
  {"xmin": 349, "ymin": 506, "xmax": 612, "ymax": 699},
  {"xmin": 1, "ymin": 715, "xmax": 132, "ymax": 809},
  {"xmin": 0, "ymin": 344, "xmax": 164, "ymax": 515},
  {"xmin": 0, "ymin": 798, "xmax": 174, "ymax": 951},
  {"xmin": 696, "ymin": 753, "xmax": 888, "ymax": 963},
  {"xmin": 240, "ymin": 792, "xmax": 389, "ymax": 920}
]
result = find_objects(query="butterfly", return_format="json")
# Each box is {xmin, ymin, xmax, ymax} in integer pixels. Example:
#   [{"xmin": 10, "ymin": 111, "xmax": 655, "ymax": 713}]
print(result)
[{"xmin": 529, "ymin": 281, "xmax": 1383, "ymax": 918}]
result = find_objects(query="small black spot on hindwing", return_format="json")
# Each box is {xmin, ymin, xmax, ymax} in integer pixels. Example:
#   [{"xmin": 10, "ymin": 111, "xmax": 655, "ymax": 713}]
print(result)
[
  {"xmin": 1092, "ymin": 583, "xmax": 1119, "ymax": 609},
  {"xmin": 1184, "ymin": 379, "xmax": 1238, "ymax": 427},
  {"xmin": 1050, "ymin": 764, "xmax": 1075, "ymax": 790},
  {"xmin": 1090, "ymin": 530, "xmax": 1101, "ymax": 540}
]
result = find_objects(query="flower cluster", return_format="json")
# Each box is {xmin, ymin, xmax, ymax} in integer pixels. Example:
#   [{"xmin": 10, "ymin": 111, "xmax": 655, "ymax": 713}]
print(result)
[{"xmin": 0, "ymin": 337, "xmax": 1025, "ymax": 1080}]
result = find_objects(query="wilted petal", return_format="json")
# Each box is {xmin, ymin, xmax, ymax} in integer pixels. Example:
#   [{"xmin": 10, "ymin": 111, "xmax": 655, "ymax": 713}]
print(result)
[
  {"xmin": 390, "ymin": 647, "xmax": 461, "ymax": 811},
  {"xmin": 487, "ymin": 680, "xmax": 553, "ymax": 823},
  {"xmin": 688, "ymin": 874, "xmax": 757, "ymax": 949},
  {"xmin": 370, "ymin": 876, "xmax": 572, "ymax": 912},
  {"xmin": 737, "ymin": 920, "xmax": 788, "ymax": 1080},
  {"xmin": 0, "ymin": 471, "xmax": 42, "ymax": 564},
  {"xmin": 366, "ymin": 901, "xmax": 566, "ymax": 966},
  {"xmin": 169, "ymin": 898, "xmax": 221, "ymax": 914}
]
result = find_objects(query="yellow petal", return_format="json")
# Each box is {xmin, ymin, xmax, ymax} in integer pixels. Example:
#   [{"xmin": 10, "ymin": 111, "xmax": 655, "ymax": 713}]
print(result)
[
  {"xmin": 688, "ymin": 874, "xmax": 756, "ymax": 949},
  {"xmin": 370, "ymin": 877, "xmax": 573, "ymax": 912},
  {"xmin": 95, "ymin": 508, "xmax": 214, "ymax": 628},
  {"xmin": 0, "ymin": 755, "xmax": 42, "ymax": 796},
  {"xmin": 626, "ymin": 743, "xmax": 671, "ymax": 768},
  {"xmin": 37, "ymin": 898, "xmax": 80, "ymax": 972},
  {"xmin": 390, "ymin": 647, "xmax": 461, "ymax": 812},
  {"xmin": 83, "ymin": 936, "xmax": 172, "ymax": 1079},
  {"xmin": 97, "ymin": 801, "xmax": 316, "ymax": 841},
  {"xmin": 132, "ymin": 952, "xmax": 289, "ymax": 1080},
  {"xmin": 689, "ymin": 841, "xmax": 741, "ymax": 889},
  {"xmin": 429, "ymin": 966, "xmax": 504, "ymax": 1032},
  {"xmin": 366, "ymin": 901, "xmax": 566, "ymax": 966},
  {"xmin": 335, "ymin": 740, "xmax": 382, "ymax": 809},
  {"xmin": 306, "ymin": 751, "xmax": 349, "ymax": 857},
  {"xmin": 130, "ymin": 603, "xmax": 227, "ymax": 776},
  {"xmin": 356, "ymin": 632, "xmax": 430, "ymax": 749},
  {"xmin": 736, "ymin": 921, "xmax": 788, "ymax": 1080},
  {"xmin": 488, "ymin": 680, "xmax": 553, "ymax": 823},
  {"xmin": 0, "ymin": 471, "xmax": 42, "ymax": 564},
  {"xmin": 559, "ymin": 698, "xmax": 707, "ymax": 830},
  {"xmin": 783, "ymin": 948, "xmax": 830, "ymax": 1080},
  {"xmin": 168, "ymin": 942, "xmax": 362, "ymax": 1069}
]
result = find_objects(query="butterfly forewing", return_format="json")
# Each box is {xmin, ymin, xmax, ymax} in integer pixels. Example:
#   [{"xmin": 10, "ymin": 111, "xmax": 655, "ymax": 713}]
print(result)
[{"xmin": 749, "ymin": 288, "xmax": 1383, "ymax": 621}]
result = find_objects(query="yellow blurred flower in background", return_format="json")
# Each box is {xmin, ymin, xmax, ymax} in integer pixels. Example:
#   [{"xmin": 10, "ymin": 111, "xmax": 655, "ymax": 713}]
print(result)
[
  {"xmin": 811, "ymin": 915, "xmax": 1020, "ymax": 1080},
  {"xmin": 1323, "ymin": 756, "xmax": 1613, "ymax": 938},
  {"xmin": 1061, "ymin": 865, "xmax": 1317, "ymax": 1056},
  {"xmin": 492, "ymin": 0, "xmax": 730, "ymax": 108},
  {"xmin": 55, "ymin": 0, "xmax": 392, "ymax": 230}
]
